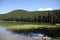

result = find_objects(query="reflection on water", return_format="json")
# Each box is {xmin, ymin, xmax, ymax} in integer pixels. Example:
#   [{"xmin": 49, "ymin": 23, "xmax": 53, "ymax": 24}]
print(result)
[
  {"xmin": 0, "ymin": 26, "xmax": 51, "ymax": 40},
  {"xmin": 0, "ymin": 26, "xmax": 12, "ymax": 34}
]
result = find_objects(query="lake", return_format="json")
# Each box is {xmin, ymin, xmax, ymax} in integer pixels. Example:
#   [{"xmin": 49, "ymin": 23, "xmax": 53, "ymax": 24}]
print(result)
[{"xmin": 0, "ymin": 26, "xmax": 51, "ymax": 40}]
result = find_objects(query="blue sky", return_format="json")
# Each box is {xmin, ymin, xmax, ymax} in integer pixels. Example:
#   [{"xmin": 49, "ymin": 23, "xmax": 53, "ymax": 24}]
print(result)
[{"xmin": 0, "ymin": 0, "xmax": 60, "ymax": 14}]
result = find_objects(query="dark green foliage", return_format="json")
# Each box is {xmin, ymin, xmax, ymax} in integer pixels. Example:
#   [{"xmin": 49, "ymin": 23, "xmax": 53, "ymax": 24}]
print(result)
[{"xmin": 0, "ymin": 9, "xmax": 60, "ymax": 24}]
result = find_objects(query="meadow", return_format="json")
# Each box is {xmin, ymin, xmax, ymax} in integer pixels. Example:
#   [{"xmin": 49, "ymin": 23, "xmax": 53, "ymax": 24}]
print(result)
[{"xmin": 0, "ymin": 21, "xmax": 59, "ymax": 30}]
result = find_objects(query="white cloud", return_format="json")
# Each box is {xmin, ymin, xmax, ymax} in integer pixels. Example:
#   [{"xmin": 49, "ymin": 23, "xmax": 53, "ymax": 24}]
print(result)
[{"xmin": 37, "ymin": 8, "xmax": 53, "ymax": 11}]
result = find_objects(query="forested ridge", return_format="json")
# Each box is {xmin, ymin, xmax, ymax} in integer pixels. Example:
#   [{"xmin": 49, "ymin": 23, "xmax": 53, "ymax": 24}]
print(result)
[{"xmin": 0, "ymin": 9, "xmax": 60, "ymax": 24}]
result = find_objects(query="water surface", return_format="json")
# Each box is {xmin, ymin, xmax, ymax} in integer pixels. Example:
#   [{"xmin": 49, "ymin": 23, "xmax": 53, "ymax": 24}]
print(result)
[{"xmin": 0, "ymin": 26, "xmax": 51, "ymax": 40}]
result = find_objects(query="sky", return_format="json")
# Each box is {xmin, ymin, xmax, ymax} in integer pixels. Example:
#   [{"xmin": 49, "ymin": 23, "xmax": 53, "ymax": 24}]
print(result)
[{"xmin": 0, "ymin": 0, "xmax": 60, "ymax": 14}]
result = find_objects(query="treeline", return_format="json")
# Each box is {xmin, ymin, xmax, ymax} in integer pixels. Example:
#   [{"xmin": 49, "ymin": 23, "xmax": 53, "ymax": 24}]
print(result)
[{"xmin": 0, "ymin": 9, "xmax": 60, "ymax": 24}]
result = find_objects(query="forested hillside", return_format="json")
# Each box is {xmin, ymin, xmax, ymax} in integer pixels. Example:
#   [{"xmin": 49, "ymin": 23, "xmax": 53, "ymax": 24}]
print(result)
[{"xmin": 0, "ymin": 9, "xmax": 60, "ymax": 24}]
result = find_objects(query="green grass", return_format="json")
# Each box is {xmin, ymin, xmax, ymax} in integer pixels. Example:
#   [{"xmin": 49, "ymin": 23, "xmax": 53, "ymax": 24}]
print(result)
[
  {"xmin": 0, "ymin": 21, "xmax": 37, "ymax": 25},
  {"xmin": 7, "ymin": 24, "xmax": 57, "ymax": 30},
  {"xmin": 0, "ymin": 21, "xmax": 51, "ymax": 26},
  {"xmin": 0, "ymin": 21, "xmax": 60, "ymax": 30}
]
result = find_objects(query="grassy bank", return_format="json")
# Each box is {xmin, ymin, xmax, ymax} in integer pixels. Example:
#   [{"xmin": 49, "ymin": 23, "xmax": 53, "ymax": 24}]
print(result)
[
  {"xmin": 0, "ymin": 21, "xmax": 60, "ymax": 31},
  {"xmin": 7, "ymin": 24, "xmax": 57, "ymax": 30},
  {"xmin": 0, "ymin": 21, "xmax": 60, "ymax": 38}
]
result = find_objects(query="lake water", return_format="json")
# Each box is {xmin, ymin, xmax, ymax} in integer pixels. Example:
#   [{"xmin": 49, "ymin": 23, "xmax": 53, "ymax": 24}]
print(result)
[{"xmin": 0, "ymin": 26, "xmax": 51, "ymax": 40}]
